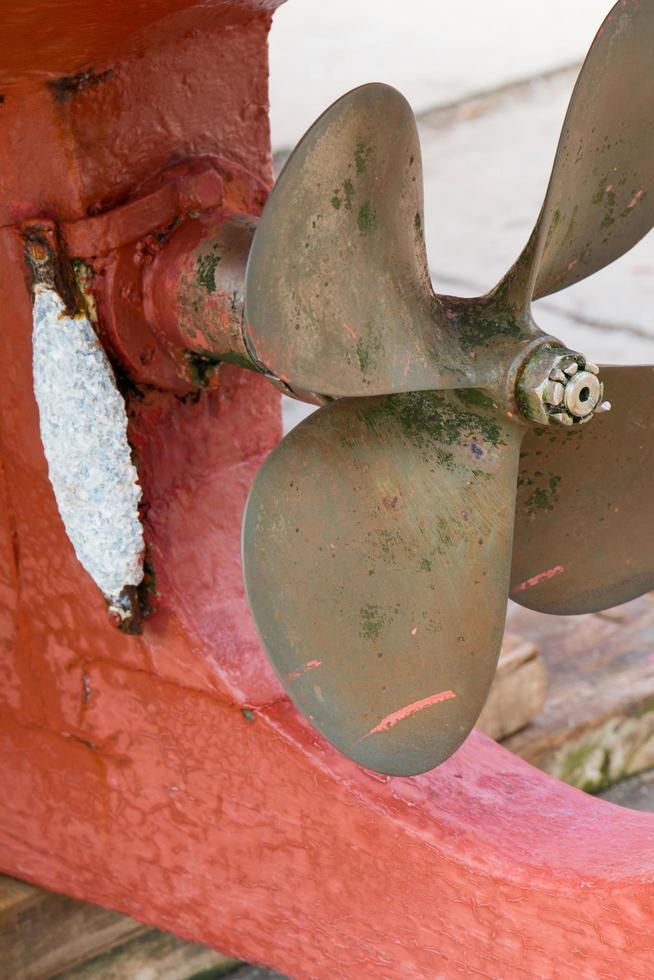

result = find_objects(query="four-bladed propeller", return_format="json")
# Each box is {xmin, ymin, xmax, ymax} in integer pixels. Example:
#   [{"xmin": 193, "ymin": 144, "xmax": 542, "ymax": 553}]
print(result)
[{"xmin": 242, "ymin": 0, "xmax": 654, "ymax": 775}]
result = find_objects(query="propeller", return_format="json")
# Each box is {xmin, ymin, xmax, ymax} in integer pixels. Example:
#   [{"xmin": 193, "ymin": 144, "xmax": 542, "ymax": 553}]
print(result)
[
  {"xmin": 243, "ymin": 83, "xmax": 542, "ymax": 399},
  {"xmin": 242, "ymin": 0, "xmax": 654, "ymax": 775},
  {"xmin": 244, "ymin": 392, "xmax": 522, "ymax": 776},
  {"xmin": 511, "ymin": 365, "xmax": 654, "ymax": 615}
]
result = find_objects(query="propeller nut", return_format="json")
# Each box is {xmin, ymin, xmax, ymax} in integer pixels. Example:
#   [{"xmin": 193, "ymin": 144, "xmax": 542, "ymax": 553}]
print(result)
[{"xmin": 516, "ymin": 347, "xmax": 611, "ymax": 427}]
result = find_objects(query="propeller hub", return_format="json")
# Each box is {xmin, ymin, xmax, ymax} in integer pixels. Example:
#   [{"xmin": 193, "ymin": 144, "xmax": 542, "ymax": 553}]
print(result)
[{"xmin": 516, "ymin": 347, "xmax": 611, "ymax": 427}]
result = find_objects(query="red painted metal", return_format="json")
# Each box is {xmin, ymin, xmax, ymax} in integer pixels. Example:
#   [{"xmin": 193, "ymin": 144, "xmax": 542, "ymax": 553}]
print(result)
[
  {"xmin": 1, "ymin": 1, "xmax": 654, "ymax": 976},
  {"xmin": 141, "ymin": 208, "xmax": 258, "ymax": 366},
  {"xmin": 92, "ymin": 161, "xmax": 266, "ymax": 392},
  {"xmin": 61, "ymin": 163, "xmax": 226, "ymax": 258}
]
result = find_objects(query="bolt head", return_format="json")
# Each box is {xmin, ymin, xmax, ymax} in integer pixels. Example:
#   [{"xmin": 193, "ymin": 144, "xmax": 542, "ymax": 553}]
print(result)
[
  {"xmin": 517, "ymin": 347, "xmax": 610, "ymax": 428},
  {"xmin": 563, "ymin": 370, "xmax": 601, "ymax": 418},
  {"xmin": 543, "ymin": 380, "xmax": 565, "ymax": 406}
]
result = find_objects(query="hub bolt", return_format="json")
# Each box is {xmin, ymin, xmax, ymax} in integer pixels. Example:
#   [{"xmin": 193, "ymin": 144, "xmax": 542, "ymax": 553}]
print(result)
[{"xmin": 517, "ymin": 347, "xmax": 611, "ymax": 427}]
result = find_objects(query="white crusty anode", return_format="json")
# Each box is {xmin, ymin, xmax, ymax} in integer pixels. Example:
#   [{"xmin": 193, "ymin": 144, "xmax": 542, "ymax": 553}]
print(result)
[{"xmin": 32, "ymin": 287, "xmax": 144, "ymax": 604}]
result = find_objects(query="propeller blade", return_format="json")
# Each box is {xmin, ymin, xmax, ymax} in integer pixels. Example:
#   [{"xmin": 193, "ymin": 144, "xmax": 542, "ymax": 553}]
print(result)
[
  {"xmin": 244, "ymin": 84, "xmax": 483, "ymax": 399},
  {"xmin": 243, "ymin": 390, "xmax": 523, "ymax": 775},
  {"xmin": 511, "ymin": 366, "xmax": 654, "ymax": 615},
  {"xmin": 504, "ymin": 0, "xmax": 654, "ymax": 306}
]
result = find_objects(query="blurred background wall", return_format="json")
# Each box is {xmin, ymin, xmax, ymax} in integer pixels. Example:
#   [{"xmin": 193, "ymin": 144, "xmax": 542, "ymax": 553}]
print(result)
[
  {"xmin": 267, "ymin": 1, "xmax": 654, "ymax": 429},
  {"xmin": 269, "ymin": 0, "xmax": 609, "ymax": 150}
]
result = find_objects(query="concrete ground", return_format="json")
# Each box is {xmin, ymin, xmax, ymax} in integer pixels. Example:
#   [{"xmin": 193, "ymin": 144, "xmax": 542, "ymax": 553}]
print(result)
[
  {"xmin": 268, "ymin": 2, "xmax": 654, "ymax": 430},
  {"xmin": 269, "ymin": 0, "xmax": 611, "ymax": 150}
]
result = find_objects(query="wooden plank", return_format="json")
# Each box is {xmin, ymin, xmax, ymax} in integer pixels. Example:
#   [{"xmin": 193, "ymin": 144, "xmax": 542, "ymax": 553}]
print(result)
[
  {"xmin": 476, "ymin": 633, "xmax": 547, "ymax": 740},
  {"xmin": 504, "ymin": 592, "xmax": 654, "ymax": 792},
  {"xmin": 53, "ymin": 928, "xmax": 238, "ymax": 980},
  {"xmin": 600, "ymin": 768, "xmax": 654, "ymax": 813},
  {"xmin": 0, "ymin": 875, "xmax": 146, "ymax": 980},
  {"xmin": 0, "ymin": 875, "xmax": 37, "ymax": 917},
  {"xmin": 0, "ymin": 874, "xmax": 235, "ymax": 980}
]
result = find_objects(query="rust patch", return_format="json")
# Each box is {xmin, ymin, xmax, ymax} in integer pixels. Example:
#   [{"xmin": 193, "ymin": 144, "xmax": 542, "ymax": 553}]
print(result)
[{"xmin": 48, "ymin": 67, "xmax": 114, "ymax": 102}]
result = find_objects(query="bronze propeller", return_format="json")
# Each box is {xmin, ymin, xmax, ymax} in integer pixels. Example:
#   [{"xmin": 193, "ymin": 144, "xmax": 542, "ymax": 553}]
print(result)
[{"xmin": 242, "ymin": 0, "xmax": 654, "ymax": 776}]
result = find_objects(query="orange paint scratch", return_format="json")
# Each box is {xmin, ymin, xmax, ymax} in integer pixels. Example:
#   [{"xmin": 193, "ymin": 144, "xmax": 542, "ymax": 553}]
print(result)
[
  {"xmin": 362, "ymin": 691, "xmax": 456, "ymax": 739},
  {"xmin": 512, "ymin": 565, "xmax": 565, "ymax": 593},
  {"xmin": 343, "ymin": 322, "xmax": 358, "ymax": 341}
]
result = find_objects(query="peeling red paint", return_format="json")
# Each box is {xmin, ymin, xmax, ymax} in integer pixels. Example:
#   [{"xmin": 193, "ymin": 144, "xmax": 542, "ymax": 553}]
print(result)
[
  {"xmin": 287, "ymin": 660, "xmax": 323, "ymax": 683},
  {"xmin": 628, "ymin": 189, "xmax": 645, "ymax": 210},
  {"xmin": 512, "ymin": 565, "xmax": 566, "ymax": 593},
  {"xmin": 362, "ymin": 691, "xmax": 457, "ymax": 739}
]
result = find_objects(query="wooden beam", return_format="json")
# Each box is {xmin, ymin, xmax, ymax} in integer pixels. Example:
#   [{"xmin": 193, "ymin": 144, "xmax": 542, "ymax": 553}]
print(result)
[
  {"xmin": 477, "ymin": 633, "xmax": 547, "ymax": 741},
  {"xmin": 0, "ymin": 874, "xmax": 237, "ymax": 980},
  {"xmin": 506, "ymin": 593, "xmax": 654, "ymax": 792}
]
